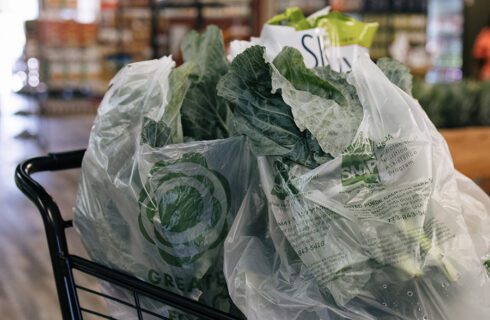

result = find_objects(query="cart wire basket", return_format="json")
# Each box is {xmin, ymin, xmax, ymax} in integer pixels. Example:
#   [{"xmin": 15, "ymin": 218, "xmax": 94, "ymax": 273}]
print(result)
[{"xmin": 15, "ymin": 149, "xmax": 243, "ymax": 320}]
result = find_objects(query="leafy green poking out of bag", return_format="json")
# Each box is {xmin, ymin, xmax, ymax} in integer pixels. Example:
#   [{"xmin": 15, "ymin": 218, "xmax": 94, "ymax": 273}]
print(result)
[
  {"xmin": 74, "ymin": 26, "xmax": 253, "ymax": 319},
  {"xmin": 220, "ymin": 45, "xmax": 490, "ymax": 320}
]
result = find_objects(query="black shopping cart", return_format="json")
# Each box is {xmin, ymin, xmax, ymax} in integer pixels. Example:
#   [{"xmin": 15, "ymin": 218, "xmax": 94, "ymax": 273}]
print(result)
[{"xmin": 15, "ymin": 149, "xmax": 242, "ymax": 320}]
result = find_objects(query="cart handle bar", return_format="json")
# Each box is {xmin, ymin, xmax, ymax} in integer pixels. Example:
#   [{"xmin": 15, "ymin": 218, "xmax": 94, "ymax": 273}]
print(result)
[{"xmin": 15, "ymin": 149, "xmax": 86, "ymax": 256}]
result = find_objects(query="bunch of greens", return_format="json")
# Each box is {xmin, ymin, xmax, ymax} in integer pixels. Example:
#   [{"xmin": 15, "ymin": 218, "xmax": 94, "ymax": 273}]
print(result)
[
  {"xmin": 217, "ymin": 44, "xmax": 481, "ymax": 319},
  {"xmin": 217, "ymin": 45, "xmax": 416, "ymax": 165},
  {"xmin": 140, "ymin": 24, "xmax": 488, "ymax": 319},
  {"xmin": 141, "ymin": 25, "xmax": 232, "ymax": 148},
  {"xmin": 413, "ymin": 78, "xmax": 490, "ymax": 128},
  {"xmin": 217, "ymin": 45, "xmax": 336, "ymax": 168},
  {"xmin": 142, "ymin": 23, "xmax": 425, "ymax": 169}
]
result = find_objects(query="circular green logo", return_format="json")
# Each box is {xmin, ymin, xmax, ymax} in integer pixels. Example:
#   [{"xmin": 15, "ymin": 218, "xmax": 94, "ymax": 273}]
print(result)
[{"xmin": 138, "ymin": 153, "xmax": 230, "ymax": 267}]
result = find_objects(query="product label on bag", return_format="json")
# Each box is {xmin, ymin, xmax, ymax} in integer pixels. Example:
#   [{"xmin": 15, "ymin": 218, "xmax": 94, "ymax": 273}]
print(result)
[
  {"xmin": 258, "ymin": 10, "xmax": 378, "ymax": 72},
  {"xmin": 259, "ymin": 24, "xmax": 368, "ymax": 72},
  {"xmin": 262, "ymin": 133, "xmax": 456, "ymax": 305}
]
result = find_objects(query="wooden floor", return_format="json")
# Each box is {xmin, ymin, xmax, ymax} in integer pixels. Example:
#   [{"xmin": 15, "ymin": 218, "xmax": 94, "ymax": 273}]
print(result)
[
  {"xmin": 0, "ymin": 94, "xmax": 489, "ymax": 320},
  {"xmin": 0, "ymin": 93, "xmax": 105, "ymax": 320}
]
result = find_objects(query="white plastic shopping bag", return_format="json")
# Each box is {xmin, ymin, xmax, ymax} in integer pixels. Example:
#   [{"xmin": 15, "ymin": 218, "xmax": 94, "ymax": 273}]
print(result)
[
  {"xmin": 74, "ymin": 54, "xmax": 255, "ymax": 319},
  {"xmin": 224, "ymin": 54, "xmax": 490, "ymax": 320}
]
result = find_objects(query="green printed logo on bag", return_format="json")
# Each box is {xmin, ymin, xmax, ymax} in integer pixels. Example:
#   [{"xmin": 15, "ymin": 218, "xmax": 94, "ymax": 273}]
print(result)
[
  {"xmin": 341, "ymin": 135, "xmax": 380, "ymax": 186},
  {"xmin": 138, "ymin": 153, "xmax": 231, "ymax": 267}
]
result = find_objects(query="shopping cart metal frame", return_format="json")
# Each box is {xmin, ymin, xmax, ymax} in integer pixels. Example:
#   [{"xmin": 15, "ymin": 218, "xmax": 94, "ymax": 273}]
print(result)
[{"xmin": 15, "ymin": 149, "xmax": 242, "ymax": 320}]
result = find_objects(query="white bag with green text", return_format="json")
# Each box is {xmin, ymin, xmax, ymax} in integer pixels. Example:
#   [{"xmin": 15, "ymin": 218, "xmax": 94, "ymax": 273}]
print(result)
[
  {"xmin": 74, "ymin": 56, "xmax": 255, "ymax": 319},
  {"xmin": 224, "ymin": 54, "xmax": 490, "ymax": 320}
]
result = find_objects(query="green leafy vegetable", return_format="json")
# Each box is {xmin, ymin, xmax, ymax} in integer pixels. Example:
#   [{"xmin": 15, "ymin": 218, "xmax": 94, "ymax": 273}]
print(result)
[
  {"xmin": 141, "ymin": 62, "xmax": 195, "ymax": 147},
  {"xmin": 140, "ymin": 25, "xmax": 232, "ymax": 148},
  {"xmin": 217, "ymin": 45, "xmax": 327, "ymax": 167},
  {"xmin": 413, "ymin": 78, "xmax": 490, "ymax": 128},
  {"xmin": 271, "ymin": 47, "xmax": 363, "ymax": 156},
  {"xmin": 477, "ymin": 81, "xmax": 490, "ymax": 125},
  {"xmin": 140, "ymin": 118, "xmax": 172, "ymax": 148},
  {"xmin": 376, "ymin": 57, "xmax": 413, "ymax": 95},
  {"xmin": 179, "ymin": 25, "xmax": 232, "ymax": 140}
]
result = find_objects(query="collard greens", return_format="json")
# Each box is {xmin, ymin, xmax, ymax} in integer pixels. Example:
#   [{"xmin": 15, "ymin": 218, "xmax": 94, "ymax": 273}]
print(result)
[
  {"xmin": 271, "ymin": 47, "xmax": 363, "ymax": 156},
  {"xmin": 141, "ymin": 25, "xmax": 233, "ymax": 148},
  {"xmin": 217, "ymin": 45, "xmax": 330, "ymax": 168},
  {"xmin": 180, "ymin": 26, "xmax": 232, "ymax": 140}
]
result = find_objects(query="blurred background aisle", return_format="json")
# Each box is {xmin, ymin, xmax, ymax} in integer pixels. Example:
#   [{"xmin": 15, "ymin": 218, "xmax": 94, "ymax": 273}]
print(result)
[
  {"xmin": 0, "ymin": 92, "xmax": 96, "ymax": 319},
  {"xmin": 0, "ymin": 2, "xmax": 96, "ymax": 319},
  {"xmin": 0, "ymin": 1, "xmax": 489, "ymax": 319}
]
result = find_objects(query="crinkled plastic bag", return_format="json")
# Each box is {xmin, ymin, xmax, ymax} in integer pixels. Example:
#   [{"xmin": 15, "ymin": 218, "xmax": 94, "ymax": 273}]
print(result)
[
  {"xmin": 74, "ymin": 57, "xmax": 255, "ymax": 319},
  {"xmin": 224, "ymin": 54, "xmax": 490, "ymax": 320}
]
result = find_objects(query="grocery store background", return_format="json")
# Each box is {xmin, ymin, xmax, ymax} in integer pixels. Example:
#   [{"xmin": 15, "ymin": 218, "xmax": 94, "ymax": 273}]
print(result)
[{"xmin": 0, "ymin": 0, "xmax": 489, "ymax": 319}]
